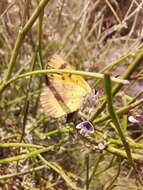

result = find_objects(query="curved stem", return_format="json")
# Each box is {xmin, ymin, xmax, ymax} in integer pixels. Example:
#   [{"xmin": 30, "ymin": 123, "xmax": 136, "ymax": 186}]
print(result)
[{"xmin": 1, "ymin": 69, "xmax": 129, "ymax": 93}]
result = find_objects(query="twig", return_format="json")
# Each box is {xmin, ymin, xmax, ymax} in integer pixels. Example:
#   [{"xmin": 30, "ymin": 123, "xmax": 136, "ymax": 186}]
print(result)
[{"xmin": 105, "ymin": 0, "xmax": 122, "ymax": 24}]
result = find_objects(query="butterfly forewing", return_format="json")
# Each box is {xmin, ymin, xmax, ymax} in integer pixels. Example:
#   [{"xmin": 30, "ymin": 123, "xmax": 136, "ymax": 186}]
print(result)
[{"xmin": 47, "ymin": 54, "xmax": 73, "ymax": 69}]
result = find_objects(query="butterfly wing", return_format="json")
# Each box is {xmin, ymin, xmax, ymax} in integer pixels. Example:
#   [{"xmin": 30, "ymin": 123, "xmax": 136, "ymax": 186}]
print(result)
[
  {"xmin": 47, "ymin": 54, "xmax": 73, "ymax": 69},
  {"xmin": 40, "ymin": 54, "xmax": 91, "ymax": 118},
  {"xmin": 40, "ymin": 85, "xmax": 66, "ymax": 118},
  {"xmin": 40, "ymin": 76, "xmax": 91, "ymax": 118},
  {"xmin": 47, "ymin": 54, "xmax": 91, "ymax": 92}
]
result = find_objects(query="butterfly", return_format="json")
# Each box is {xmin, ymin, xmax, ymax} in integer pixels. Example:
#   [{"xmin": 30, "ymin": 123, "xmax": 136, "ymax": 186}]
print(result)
[{"xmin": 40, "ymin": 54, "xmax": 91, "ymax": 118}]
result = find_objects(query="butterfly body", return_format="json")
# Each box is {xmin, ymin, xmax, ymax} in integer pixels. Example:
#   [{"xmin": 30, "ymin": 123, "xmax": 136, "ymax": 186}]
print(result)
[{"xmin": 40, "ymin": 54, "xmax": 91, "ymax": 118}]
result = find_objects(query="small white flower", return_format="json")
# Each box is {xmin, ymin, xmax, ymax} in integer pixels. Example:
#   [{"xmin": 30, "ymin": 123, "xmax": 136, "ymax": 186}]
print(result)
[
  {"xmin": 97, "ymin": 140, "xmax": 109, "ymax": 150},
  {"xmin": 98, "ymin": 143, "xmax": 105, "ymax": 150},
  {"xmin": 128, "ymin": 116, "xmax": 139, "ymax": 123}
]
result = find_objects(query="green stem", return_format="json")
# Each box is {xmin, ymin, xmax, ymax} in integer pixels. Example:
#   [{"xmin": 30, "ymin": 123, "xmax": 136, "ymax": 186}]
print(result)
[
  {"xmin": 0, "ymin": 0, "xmax": 50, "ymax": 94},
  {"xmin": 109, "ymin": 138, "xmax": 143, "ymax": 149},
  {"xmin": 85, "ymin": 154, "xmax": 90, "ymax": 190},
  {"xmin": 104, "ymin": 73, "xmax": 142, "ymax": 185},
  {"xmin": 81, "ymin": 135, "xmax": 143, "ymax": 162},
  {"xmin": 91, "ymin": 50, "xmax": 143, "ymax": 121},
  {"xmin": 113, "ymin": 51, "xmax": 143, "ymax": 95},
  {"xmin": 3, "ymin": 30, "xmax": 24, "ymax": 82},
  {"xmin": 20, "ymin": 49, "xmax": 38, "ymax": 143},
  {"xmin": 1, "ymin": 69, "xmax": 129, "ymax": 93},
  {"xmin": 0, "ymin": 147, "xmax": 53, "ymax": 164},
  {"xmin": 37, "ymin": 0, "xmax": 44, "ymax": 69},
  {"xmin": 88, "ymin": 154, "xmax": 103, "ymax": 187},
  {"xmin": 104, "ymin": 159, "xmax": 121, "ymax": 190},
  {"xmin": 93, "ymin": 98, "xmax": 143, "ymax": 124},
  {"xmin": 0, "ymin": 165, "xmax": 47, "ymax": 180},
  {"xmin": 107, "ymin": 146, "xmax": 143, "ymax": 162},
  {"xmin": 122, "ymin": 94, "xmax": 128, "ymax": 131},
  {"xmin": 0, "ymin": 143, "xmax": 43, "ymax": 149}
]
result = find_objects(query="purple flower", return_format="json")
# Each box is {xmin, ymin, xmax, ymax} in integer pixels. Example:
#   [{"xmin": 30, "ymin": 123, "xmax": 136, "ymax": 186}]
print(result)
[{"xmin": 76, "ymin": 121, "xmax": 94, "ymax": 136}]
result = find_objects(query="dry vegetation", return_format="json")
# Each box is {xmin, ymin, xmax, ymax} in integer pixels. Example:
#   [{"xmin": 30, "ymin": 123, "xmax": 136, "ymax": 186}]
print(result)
[{"xmin": 0, "ymin": 0, "xmax": 143, "ymax": 189}]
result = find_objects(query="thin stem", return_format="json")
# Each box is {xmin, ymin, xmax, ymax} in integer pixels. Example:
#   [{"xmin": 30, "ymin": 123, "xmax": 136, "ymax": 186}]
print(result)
[
  {"xmin": 122, "ymin": 94, "xmax": 128, "ymax": 132},
  {"xmin": 92, "ymin": 156, "xmax": 115, "ymax": 177},
  {"xmin": 57, "ymin": 0, "xmax": 65, "ymax": 24},
  {"xmin": 20, "ymin": 49, "xmax": 38, "ymax": 142},
  {"xmin": 105, "ymin": 0, "xmax": 122, "ymax": 24},
  {"xmin": 104, "ymin": 73, "xmax": 142, "ymax": 185},
  {"xmin": 81, "ymin": 135, "xmax": 143, "ymax": 162},
  {"xmin": 0, "ymin": 147, "xmax": 53, "ymax": 164},
  {"xmin": 0, "ymin": 0, "xmax": 50, "ymax": 94},
  {"xmin": 85, "ymin": 154, "xmax": 90, "ymax": 190},
  {"xmin": 88, "ymin": 154, "xmax": 103, "ymax": 187},
  {"xmin": 37, "ymin": 0, "xmax": 44, "ymax": 69},
  {"xmin": 3, "ymin": 69, "xmax": 129, "ymax": 91},
  {"xmin": 107, "ymin": 146, "xmax": 143, "ymax": 162},
  {"xmin": 104, "ymin": 159, "xmax": 121, "ymax": 190},
  {"xmin": 91, "ymin": 50, "xmax": 143, "ymax": 121},
  {"xmin": 0, "ymin": 143, "xmax": 43, "ymax": 149},
  {"xmin": 0, "ymin": 165, "xmax": 47, "ymax": 180},
  {"xmin": 93, "ymin": 98, "xmax": 143, "ymax": 124}
]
